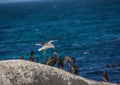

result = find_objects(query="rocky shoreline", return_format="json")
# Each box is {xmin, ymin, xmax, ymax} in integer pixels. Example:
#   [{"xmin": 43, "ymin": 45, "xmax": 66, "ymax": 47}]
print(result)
[{"xmin": 0, "ymin": 60, "xmax": 117, "ymax": 85}]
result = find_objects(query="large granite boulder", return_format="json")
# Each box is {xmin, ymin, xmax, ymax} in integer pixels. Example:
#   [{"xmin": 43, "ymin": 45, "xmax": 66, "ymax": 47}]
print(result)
[{"xmin": 0, "ymin": 60, "xmax": 117, "ymax": 85}]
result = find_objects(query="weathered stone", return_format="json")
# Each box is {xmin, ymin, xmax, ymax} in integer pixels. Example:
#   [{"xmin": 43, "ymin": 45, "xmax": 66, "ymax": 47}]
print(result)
[{"xmin": 0, "ymin": 60, "xmax": 117, "ymax": 85}]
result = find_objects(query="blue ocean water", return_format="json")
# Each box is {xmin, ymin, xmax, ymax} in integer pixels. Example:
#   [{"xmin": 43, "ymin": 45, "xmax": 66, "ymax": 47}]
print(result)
[{"xmin": 0, "ymin": 0, "xmax": 120, "ymax": 83}]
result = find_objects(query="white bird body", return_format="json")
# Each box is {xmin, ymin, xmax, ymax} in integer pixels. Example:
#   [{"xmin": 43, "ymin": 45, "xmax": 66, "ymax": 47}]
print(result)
[
  {"xmin": 38, "ymin": 43, "xmax": 55, "ymax": 51},
  {"xmin": 36, "ymin": 40, "xmax": 57, "ymax": 57},
  {"xmin": 36, "ymin": 40, "xmax": 57, "ymax": 51}
]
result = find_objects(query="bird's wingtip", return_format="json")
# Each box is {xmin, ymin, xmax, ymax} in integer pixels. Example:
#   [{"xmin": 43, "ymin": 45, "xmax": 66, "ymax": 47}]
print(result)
[
  {"xmin": 38, "ymin": 48, "xmax": 42, "ymax": 51},
  {"xmin": 54, "ymin": 40, "xmax": 58, "ymax": 41},
  {"xmin": 36, "ymin": 43, "xmax": 42, "ymax": 46}
]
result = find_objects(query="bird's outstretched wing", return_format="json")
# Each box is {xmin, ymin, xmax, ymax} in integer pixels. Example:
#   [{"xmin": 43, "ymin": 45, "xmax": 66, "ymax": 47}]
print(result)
[
  {"xmin": 35, "ymin": 43, "xmax": 41, "ymax": 46},
  {"xmin": 38, "ymin": 46, "xmax": 45, "ymax": 51},
  {"xmin": 36, "ymin": 42, "xmax": 45, "ymax": 46},
  {"xmin": 47, "ymin": 40, "xmax": 57, "ymax": 44}
]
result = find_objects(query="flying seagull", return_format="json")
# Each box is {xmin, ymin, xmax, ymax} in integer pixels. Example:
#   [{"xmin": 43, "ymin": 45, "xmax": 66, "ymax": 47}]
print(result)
[{"xmin": 36, "ymin": 40, "xmax": 57, "ymax": 57}]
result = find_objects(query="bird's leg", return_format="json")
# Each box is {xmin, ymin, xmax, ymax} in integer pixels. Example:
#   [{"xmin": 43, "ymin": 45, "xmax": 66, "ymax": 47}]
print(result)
[
  {"xmin": 43, "ymin": 49, "xmax": 46, "ymax": 58},
  {"xmin": 44, "ymin": 49, "xmax": 46, "ymax": 57},
  {"xmin": 43, "ymin": 50, "xmax": 45, "ymax": 58}
]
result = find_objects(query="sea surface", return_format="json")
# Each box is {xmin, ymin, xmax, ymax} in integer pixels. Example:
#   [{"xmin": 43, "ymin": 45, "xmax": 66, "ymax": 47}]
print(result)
[{"xmin": 0, "ymin": 0, "xmax": 120, "ymax": 83}]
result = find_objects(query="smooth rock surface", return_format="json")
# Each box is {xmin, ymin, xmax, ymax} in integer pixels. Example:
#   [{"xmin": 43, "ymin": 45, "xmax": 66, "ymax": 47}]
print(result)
[{"xmin": 0, "ymin": 60, "xmax": 117, "ymax": 85}]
